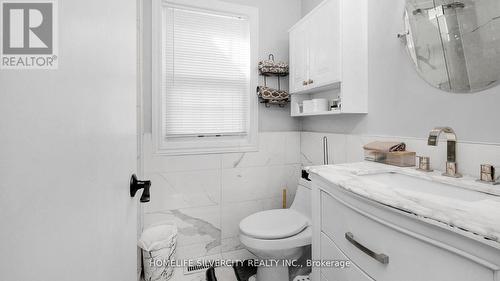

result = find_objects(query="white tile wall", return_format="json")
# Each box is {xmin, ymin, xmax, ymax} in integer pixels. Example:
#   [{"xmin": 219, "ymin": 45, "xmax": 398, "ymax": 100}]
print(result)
[
  {"xmin": 142, "ymin": 132, "xmax": 301, "ymax": 267},
  {"xmin": 222, "ymin": 165, "xmax": 300, "ymax": 203},
  {"xmin": 143, "ymin": 171, "xmax": 221, "ymax": 211},
  {"xmin": 300, "ymin": 132, "xmax": 347, "ymax": 165},
  {"xmin": 301, "ymin": 131, "xmax": 500, "ymax": 179}
]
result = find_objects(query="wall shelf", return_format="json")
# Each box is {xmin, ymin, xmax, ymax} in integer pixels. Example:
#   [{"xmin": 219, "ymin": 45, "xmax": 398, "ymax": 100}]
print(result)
[
  {"xmin": 291, "ymin": 110, "xmax": 342, "ymax": 117},
  {"xmin": 290, "ymin": 81, "xmax": 341, "ymax": 96}
]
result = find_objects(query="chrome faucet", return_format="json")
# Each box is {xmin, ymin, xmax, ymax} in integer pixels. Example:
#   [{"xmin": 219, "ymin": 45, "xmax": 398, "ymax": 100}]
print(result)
[{"xmin": 427, "ymin": 127, "xmax": 462, "ymax": 178}]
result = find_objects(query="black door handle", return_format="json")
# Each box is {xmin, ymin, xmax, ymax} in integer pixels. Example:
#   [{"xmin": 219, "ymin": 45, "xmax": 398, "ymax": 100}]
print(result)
[{"xmin": 130, "ymin": 174, "xmax": 151, "ymax": 203}]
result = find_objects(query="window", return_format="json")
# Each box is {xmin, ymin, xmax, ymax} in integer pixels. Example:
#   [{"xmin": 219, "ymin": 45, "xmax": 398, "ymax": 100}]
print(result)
[{"xmin": 152, "ymin": 0, "xmax": 259, "ymax": 155}]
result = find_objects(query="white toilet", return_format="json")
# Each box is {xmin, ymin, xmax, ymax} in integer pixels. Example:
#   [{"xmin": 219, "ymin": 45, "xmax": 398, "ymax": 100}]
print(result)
[{"xmin": 239, "ymin": 178, "xmax": 312, "ymax": 281}]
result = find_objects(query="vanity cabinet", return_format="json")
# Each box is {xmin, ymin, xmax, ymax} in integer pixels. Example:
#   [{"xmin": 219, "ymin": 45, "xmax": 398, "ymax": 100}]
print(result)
[
  {"xmin": 311, "ymin": 179, "xmax": 500, "ymax": 281},
  {"xmin": 289, "ymin": 0, "xmax": 368, "ymax": 116}
]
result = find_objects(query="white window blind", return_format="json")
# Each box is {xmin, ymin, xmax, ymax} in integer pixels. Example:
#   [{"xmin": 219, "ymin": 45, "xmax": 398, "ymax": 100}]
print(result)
[{"xmin": 162, "ymin": 6, "xmax": 251, "ymax": 138}]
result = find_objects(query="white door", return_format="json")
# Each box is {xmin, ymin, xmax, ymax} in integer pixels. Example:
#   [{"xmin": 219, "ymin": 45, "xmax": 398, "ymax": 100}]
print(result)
[
  {"xmin": 289, "ymin": 20, "xmax": 310, "ymax": 93},
  {"xmin": 0, "ymin": 1, "xmax": 139, "ymax": 281},
  {"xmin": 308, "ymin": 0, "xmax": 341, "ymax": 88}
]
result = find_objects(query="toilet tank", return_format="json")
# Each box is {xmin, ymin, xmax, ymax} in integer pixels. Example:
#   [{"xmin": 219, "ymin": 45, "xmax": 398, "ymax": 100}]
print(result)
[{"xmin": 290, "ymin": 178, "xmax": 312, "ymax": 220}]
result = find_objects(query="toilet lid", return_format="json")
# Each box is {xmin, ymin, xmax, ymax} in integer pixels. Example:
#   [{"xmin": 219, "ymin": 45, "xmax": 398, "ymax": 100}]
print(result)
[{"xmin": 239, "ymin": 209, "xmax": 309, "ymax": 239}]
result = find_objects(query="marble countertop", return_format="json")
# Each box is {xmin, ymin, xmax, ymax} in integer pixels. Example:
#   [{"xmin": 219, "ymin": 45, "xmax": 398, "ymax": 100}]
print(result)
[{"xmin": 306, "ymin": 162, "xmax": 500, "ymax": 244}]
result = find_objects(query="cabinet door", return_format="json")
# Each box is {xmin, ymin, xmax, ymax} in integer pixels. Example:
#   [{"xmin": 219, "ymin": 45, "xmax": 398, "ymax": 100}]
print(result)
[
  {"xmin": 308, "ymin": 0, "xmax": 341, "ymax": 88},
  {"xmin": 289, "ymin": 20, "xmax": 310, "ymax": 93},
  {"xmin": 340, "ymin": 0, "xmax": 368, "ymax": 113}
]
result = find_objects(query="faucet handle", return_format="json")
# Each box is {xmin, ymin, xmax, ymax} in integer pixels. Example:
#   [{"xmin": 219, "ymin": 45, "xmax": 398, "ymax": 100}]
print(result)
[
  {"xmin": 478, "ymin": 164, "xmax": 499, "ymax": 185},
  {"xmin": 427, "ymin": 135, "xmax": 438, "ymax": 146},
  {"xmin": 416, "ymin": 156, "xmax": 433, "ymax": 172},
  {"xmin": 444, "ymin": 162, "xmax": 462, "ymax": 178}
]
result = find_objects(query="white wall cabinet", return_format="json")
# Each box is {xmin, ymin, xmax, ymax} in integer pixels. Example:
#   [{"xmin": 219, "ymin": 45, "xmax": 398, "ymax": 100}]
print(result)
[
  {"xmin": 289, "ymin": 0, "xmax": 368, "ymax": 116},
  {"xmin": 289, "ymin": 0, "xmax": 340, "ymax": 93}
]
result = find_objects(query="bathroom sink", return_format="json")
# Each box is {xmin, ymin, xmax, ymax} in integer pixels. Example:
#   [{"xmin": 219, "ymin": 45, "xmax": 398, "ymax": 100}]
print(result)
[{"xmin": 360, "ymin": 172, "xmax": 491, "ymax": 202}]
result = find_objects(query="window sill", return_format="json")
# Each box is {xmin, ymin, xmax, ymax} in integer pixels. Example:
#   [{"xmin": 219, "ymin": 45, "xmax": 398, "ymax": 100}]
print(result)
[{"xmin": 152, "ymin": 134, "xmax": 259, "ymax": 156}]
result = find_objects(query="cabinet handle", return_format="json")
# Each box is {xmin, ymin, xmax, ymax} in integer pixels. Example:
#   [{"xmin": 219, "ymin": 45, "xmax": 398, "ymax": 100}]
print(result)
[
  {"xmin": 308, "ymin": 79, "xmax": 314, "ymax": 84},
  {"xmin": 345, "ymin": 232, "xmax": 389, "ymax": 264},
  {"xmin": 303, "ymin": 81, "xmax": 308, "ymax": 86}
]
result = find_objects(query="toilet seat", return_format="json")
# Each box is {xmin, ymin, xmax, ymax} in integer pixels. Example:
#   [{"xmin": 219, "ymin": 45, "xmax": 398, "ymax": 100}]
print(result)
[
  {"xmin": 239, "ymin": 209, "xmax": 309, "ymax": 239},
  {"xmin": 239, "ymin": 226, "xmax": 312, "ymax": 252}
]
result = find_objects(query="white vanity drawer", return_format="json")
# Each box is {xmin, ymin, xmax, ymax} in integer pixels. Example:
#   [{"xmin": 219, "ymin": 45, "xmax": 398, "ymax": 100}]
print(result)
[
  {"xmin": 320, "ymin": 232, "xmax": 374, "ymax": 281},
  {"xmin": 320, "ymin": 191, "xmax": 495, "ymax": 281}
]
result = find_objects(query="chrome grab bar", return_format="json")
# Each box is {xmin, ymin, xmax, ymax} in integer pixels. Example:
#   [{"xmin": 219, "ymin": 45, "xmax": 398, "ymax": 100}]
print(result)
[{"xmin": 345, "ymin": 232, "xmax": 389, "ymax": 265}]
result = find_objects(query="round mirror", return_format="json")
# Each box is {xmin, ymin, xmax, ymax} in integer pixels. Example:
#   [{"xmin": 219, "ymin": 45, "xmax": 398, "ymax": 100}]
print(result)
[{"xmin": 402, "ymin": 0, "xmax": 500, "ymax": 93}]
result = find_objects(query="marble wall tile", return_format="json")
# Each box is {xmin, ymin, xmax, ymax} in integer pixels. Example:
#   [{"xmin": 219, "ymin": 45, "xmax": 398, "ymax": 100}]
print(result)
[
  {"xmin": 222, "ymin": 132, "xmax": 283, "ymax": 169},
  {"xmin": 284, "ymin": 131, "xmax": 302, "ymax": 164},
  {"xmin": 459, "ymin": 142, "xmax": 500, "ymax": 178},
  {"xmin": 300, "ymin": 132, "xmax": 347, "ymax": 166},
  {"xmin": 305, "ymin": 131, "xmax": 500, "ymax": 179},
  {"xmin": 142, "ymin": 131, "xmax": 302, "ymax": 268},
  {"xmin": 144, "ymin": 153, "xmax": 222, "ymax": 174},
  {"xmin": 344, "ymin": 134, "xmax": 367, "ymax": 163},
  {"xmin": 284, "ymin": 164, "xmax": 302, "ymax": 197},
  {"xmin": 300, "ymin": 132, "xmax": 325, "ymax": 166},
  {"xmin": 221, "ymin": 164, "xmax": 301, "ymax": 203},
  {"xmin": 221, "ymin": 132, "xmax": 300, "ymax": 169},
  {"xmin": 143, "ymin": 134, "xmax": 222, "ymax": 173},
  {"xmin": 326, "ymin": 133, "xmax": 348, "ymax": 164},
  {"xmin": 143, "ymin": 170, "xmax": 221, "ymax": 212}
]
